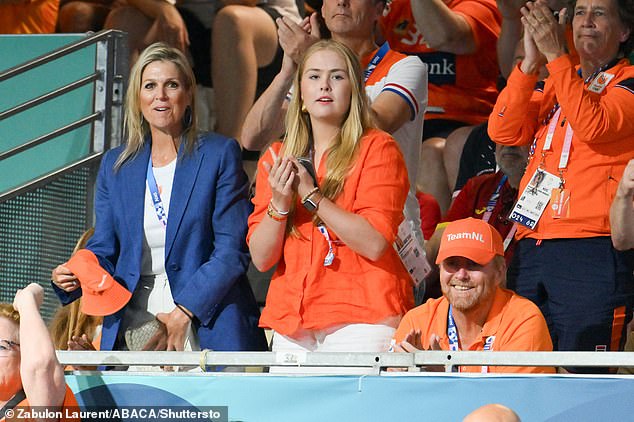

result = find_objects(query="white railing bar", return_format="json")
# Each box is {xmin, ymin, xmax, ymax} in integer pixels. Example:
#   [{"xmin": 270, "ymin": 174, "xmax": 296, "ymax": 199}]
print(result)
[{"xmin": 56, "ymin": 350, "xmax": 634, "ymax": 369}]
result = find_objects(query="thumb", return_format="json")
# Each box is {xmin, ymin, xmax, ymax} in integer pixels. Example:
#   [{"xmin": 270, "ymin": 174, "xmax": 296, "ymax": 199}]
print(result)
[
  {"xmin": 558, "ymin": 7, "xmax": 567, "ymax": 25},
  {"xmin": 310, "ymin": 12, "xmax": 321, "ymax": 38},
  {"xmin": 155, "ymin": 313, "xmax": 169, "ymax": 325}
]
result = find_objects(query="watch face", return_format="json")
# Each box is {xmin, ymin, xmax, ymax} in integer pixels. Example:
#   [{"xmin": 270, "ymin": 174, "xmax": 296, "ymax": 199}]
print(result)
[{"xmin": 303, "ymin": 197, "xmax": 317, "ymax": 212}]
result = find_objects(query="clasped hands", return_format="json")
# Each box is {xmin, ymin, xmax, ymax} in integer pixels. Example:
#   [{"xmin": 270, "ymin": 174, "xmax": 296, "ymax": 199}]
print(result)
[
  {"xmin": 520, "ymin": 0, "xmax": 568, "ymax": 68},
  {"xmin": 390, "ymin": 329, "xmax": 445, "ymax": 372},
  {"xmin": 263, "ymin": 147, "xmax": 317, "ymax": 213}
]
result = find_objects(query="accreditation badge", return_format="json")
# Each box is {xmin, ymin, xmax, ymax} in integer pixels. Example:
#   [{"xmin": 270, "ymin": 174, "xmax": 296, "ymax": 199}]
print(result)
[
  {"xmin": 550, "ymin": 188, "xmax": 571, "ymax": 219},
  {"xmin": 588, "ymin": 72, "xmax": 615, "ymax": 94},
  {"xmin": 508, "ymin": 169, "xmax": 561, "ymax": 229}
]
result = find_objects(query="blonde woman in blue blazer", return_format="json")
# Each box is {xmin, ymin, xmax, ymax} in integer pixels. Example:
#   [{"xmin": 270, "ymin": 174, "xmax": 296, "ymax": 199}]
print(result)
[{"xmin": 52, "ymin": 43, "xmax": 266, "ymax": 353}]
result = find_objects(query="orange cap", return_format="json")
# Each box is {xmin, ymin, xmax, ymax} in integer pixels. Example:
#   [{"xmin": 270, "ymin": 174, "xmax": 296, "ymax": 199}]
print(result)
[
  {"xmin": 435, "ymin": 218, "xmax": 504, "ymax": 265},
  {"xmin": 65, "ymin": 249, "xmax": 132, "ymax": 316}
]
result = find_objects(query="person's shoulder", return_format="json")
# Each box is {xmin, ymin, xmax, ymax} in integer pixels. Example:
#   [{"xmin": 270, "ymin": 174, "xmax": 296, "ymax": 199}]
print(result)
[
  {"xmin": 467, "ymin": 170, "xmax": 503, "ymax": 188},
  {"xmin": 612, "ymin": 60, "xmax": 634, "ymax": 91},
  {"xmin": 103, "ymin": 143, "xmax": 126, "ymax": 160},
  {"xmin": 503, "ymin": 288, "xmax": 544, "ymax": 318},
  {"xmin": 359, "ymin": 128, "xmax": 398, "ymax": 149},
  {"xmin": 192, "ymin": 132, "xmax": 243, "ymax": 161},
  {"xmin": 196, "ymin": 132, "xmax": 240, "ymax": 151},
  {"xmin": 404, "ymin": 296, "xmax": 448, "ymax": 320},
  {"xmin": 385, "ymin": 49, "xmax": 426, "ymax": 72},
  {"xmin": 100, "ymin": 144, "xmax": 127, "ymax": 170}
]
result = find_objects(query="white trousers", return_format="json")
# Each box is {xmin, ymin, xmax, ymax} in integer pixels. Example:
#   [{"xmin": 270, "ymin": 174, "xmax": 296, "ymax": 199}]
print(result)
[{"xmin": 269, "ymin": 322, "xmax": 397, "ymax": 374}]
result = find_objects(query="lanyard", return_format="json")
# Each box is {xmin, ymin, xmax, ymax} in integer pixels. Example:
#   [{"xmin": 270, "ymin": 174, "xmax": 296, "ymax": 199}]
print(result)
[
  {"xmin": 482, "ymin": 175, "xmax": 507, "ymax": 223},
  {"xmin": 558, "ymin": 123, "xmax": 574, "ymax": 171},
  {"xmin": 146, "ymin": 158, "xmax": 168, "ymax": 229},
  {"xmin": 542, "ymin": 107, "xmax": 561, "ymax": 151},
  {"xmin": 317, "ymin": 225, "xmax": 335, "ymax": 266},
  {"xmin": 482, "ymin": 174, "xmax": 517, "ymax": 251},
  {"xmin": 363, "ymin": 42, "xmax": 390, "ymax": 83},
  {"xmin": 447, "ymin": 305, "xmax": 459, "ymax": 351},
  {"xmin": 447, "ymin": 305, "xmax": 495, "ymax": 373},
  {"xmin": 538, "ymin": 106, "xmax": 574, "ymax": 187},
  {"xmin": 0, "ymin": 389, "xmax": 25, "ymax": 419}
]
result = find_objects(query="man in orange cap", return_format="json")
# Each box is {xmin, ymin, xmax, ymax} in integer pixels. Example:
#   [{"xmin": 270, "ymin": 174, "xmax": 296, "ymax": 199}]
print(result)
[{"xmin": 392, "ymin": 217, "xmax": 554, "ymax": 373}]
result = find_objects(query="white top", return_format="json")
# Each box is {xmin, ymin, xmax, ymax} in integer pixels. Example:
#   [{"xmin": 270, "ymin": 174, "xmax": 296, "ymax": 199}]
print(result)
[
  {"xmin": 141, "ymin": 158, "xmax": 177, "ymax": 276},
  {"xmin": 364, "ymin": 53, "xmax": 428, "ymax": 244}
]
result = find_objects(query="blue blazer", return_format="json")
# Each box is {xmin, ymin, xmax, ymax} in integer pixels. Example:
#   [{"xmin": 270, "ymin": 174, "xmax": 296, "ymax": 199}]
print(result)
[{"xmin": 56, "ymin": 133, "xmax": 266, "ymax": 352}]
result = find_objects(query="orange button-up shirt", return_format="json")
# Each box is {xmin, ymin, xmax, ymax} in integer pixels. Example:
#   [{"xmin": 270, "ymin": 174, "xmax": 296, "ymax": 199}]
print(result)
[{"xmin": 248, "ymin": 129, "xmax": 414, "ymax": 336}]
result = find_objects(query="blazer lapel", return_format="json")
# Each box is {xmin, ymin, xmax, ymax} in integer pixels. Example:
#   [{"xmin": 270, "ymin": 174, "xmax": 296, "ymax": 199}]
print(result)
[
  {"xmin": 120, "ymin": 143, "xmax": 150, "ymax": 247},
  {"xmin": 165, "ymin": 140, "xmax": 203, "ymax": 261}
]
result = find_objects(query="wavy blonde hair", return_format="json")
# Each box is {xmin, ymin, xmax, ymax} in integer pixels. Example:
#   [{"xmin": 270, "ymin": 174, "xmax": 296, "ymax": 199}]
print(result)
[
  {"xmin": 0, "ymin": 304, "xmax": 20, "ymax": 325},
  {"xmin": 282, "ymin": 40, "xmax": 373, "ymax": 229},
  {"xmin": 49, "ymin": 228, "xmax": 102, "ymax": 350},
  {"xmin": 115, "ymin": 42, "xmax": 198, "ymax": 169}
]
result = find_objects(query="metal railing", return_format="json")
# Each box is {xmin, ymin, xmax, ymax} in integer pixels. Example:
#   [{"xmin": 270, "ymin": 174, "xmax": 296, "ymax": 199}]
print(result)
[
  {"xmin": 57, "ymin": 351, "xmax": 634, "ymax": 374},
  {"xmin": 0, "ymin": 31, "xmax": 128, "ymax": 320},
  {"xmin": 0, "ymin": 29, "xmax": 127, "ymax": 203}
]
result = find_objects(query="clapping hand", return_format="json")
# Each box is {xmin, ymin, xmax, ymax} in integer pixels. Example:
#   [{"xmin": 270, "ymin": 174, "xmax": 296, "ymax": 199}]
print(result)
[{"xmin": 263, "ymin": 147, "xmax": 297, "ymax": 213}]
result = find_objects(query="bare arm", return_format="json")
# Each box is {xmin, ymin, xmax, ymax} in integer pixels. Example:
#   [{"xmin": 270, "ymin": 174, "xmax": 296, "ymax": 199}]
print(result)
[
  {"xmin": 126, "ymin": 0, "xmax": 189, "ymax": 51},
  {"xmin": 13, "ymin": 284, "xmax": 66, "ymax": 414},
  {"xmin": 241, "ymin": 58, "xmax": 294, "ymax": 151},
  {"xmin": 371, "ymin": 91, "xmax": 414, "ymax": 134},
  {"xmin": 611, "ymin": 160, "xmax": 634, "ymax": 250},
  {"xmin": 292, "ymin": 157, "xmax": 392, "ymax": 261},
  {"xmin": 410, "ymin": 0, "xmax": 477, "ymax": 54},
  {"xmin": 241, "ymin": 15, "xmax": 320, "ymax": 150},
  {"xmin": 496, "ymin": 0, "xmax": 526, "ymax": 78}
]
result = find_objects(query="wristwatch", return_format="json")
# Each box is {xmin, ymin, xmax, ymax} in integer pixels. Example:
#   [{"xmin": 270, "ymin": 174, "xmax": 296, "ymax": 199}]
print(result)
[{"xmin": 302, "ymin": 191, "xmax": 323, "ymax": 213}]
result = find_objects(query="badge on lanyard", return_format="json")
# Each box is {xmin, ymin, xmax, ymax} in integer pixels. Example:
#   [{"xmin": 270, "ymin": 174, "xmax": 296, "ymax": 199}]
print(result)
[
  {"xmin": 147, "ymin": 159, "xmax": 168, "ymax": 228},
  {"xmin": 317, "ymin": 225, "xmax": 335, "ymax": 266},
  {"xmin": 587, "ymin": 72, "xmax": 615, "ymax": 94},
  {"xmin": 550, "ymin": 188, "xmax": 571, "ymax": 219},
  {"xmin": 509, "ymin": 168, "xmax": 560, "ymax": 229}
]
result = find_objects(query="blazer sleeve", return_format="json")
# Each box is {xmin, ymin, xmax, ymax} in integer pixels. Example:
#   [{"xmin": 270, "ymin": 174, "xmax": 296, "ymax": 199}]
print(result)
[
  {"xmin": 53, "ymin": 149, "xmax": 121, "ymax": 305},
  {"xmin": 174, "ymin": 139, "xmax": 252, "ymax": 326}
]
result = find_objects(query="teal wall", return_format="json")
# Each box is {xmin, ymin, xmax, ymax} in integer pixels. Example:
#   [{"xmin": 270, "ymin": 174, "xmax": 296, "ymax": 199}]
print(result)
[{"xmin": 0, "ymin": 35, "xmax": 96, "ymax": 194}]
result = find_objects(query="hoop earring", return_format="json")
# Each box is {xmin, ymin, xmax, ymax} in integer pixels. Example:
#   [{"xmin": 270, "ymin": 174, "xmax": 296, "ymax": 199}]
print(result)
[{"xmin": 301, "ymin": 103, "xmax": 307, "ymax": 113}]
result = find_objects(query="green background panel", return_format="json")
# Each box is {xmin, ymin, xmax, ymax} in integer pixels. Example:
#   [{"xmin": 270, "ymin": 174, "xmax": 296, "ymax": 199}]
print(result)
[{"xmin": 0, "ymin": 34, "xmax": 96, "ymax": 195}]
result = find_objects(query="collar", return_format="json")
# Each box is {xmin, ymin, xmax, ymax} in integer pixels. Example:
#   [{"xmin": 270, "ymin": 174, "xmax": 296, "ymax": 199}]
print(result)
[
  {"xmin": 577, "ymin": 57, "xmax": 623, "ymax": 82},
  {"xmin": 438, "ymin": 287, "xmax": 509, "ymax": 350},
  {"xmin": 360, "ymin": 45, "xmax": 380, "ymax": 69}
]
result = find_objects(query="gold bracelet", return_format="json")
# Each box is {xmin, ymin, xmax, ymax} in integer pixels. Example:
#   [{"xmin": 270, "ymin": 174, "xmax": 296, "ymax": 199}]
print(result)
[
  {"xmin": 301, "ymin": 187, "xmax": 320, "ymax": 203},
  {"xmin": 269, "ymin": 200, "xmax": 289, "ymax": 215},
  {"xmin": 267, "ymin": 202, "xmax": 288, "ymax": 222}
]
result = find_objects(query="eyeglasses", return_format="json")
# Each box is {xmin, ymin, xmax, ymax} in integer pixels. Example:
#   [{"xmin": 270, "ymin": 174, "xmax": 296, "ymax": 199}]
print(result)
[{"xmin": 0, "ymin": 339, "xmax": 19, "ymax": 353}]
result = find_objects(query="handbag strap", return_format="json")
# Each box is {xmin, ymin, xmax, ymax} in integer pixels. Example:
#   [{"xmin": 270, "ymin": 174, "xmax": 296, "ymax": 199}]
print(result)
[{"xmin": 0, "ymin": 389, "xmax": 26, "ymax": 418}]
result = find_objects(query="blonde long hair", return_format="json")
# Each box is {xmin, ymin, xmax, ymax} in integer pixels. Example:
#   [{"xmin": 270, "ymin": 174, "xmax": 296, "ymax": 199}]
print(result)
[
  {"xmin": 115, "ymin": 42, "xmax": 198, "ymax": 169},
  {"xmin": 49, "ymin": 228, "xmax": 101, "ymax": 350},
  {"xmin": 283, "ymin": 40, "xmax": 373, "ymax": 227}
]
